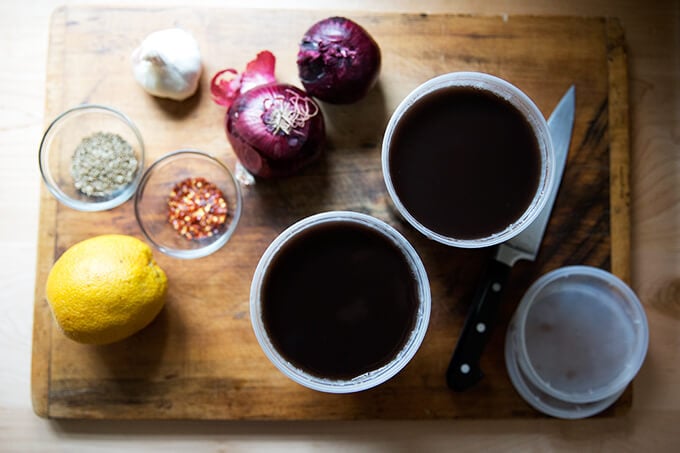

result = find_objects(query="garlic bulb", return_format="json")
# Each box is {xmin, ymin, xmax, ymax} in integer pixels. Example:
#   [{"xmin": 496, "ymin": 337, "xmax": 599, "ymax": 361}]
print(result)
[{"xmin": 131, "ymin": 28, "xmax": 202, "ymax": 101}]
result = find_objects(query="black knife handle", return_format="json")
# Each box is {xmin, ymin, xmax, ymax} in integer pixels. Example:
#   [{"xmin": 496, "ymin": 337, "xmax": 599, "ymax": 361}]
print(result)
[{"xmin": 446, "ymin": 258, "xmax": 511, "ymax": 391}]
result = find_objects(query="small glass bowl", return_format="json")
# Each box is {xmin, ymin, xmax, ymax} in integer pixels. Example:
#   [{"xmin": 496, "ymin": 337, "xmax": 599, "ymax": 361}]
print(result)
[
  {"xmin": 134, "ymin": 150, "xmax": 243, "ymax": 259},
  {"xmin": 39, "ymin": 104, "xmax": 145, "ymax": 211}
]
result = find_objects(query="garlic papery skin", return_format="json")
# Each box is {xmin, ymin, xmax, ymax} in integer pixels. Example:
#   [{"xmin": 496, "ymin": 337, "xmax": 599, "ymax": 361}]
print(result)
[{"xmin": 131, "ymin": 28, "xmax": 202, "ymax": 101}]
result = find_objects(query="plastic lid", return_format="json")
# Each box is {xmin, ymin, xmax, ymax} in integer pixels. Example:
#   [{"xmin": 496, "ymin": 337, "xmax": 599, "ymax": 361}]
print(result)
[
  {"xmin": 512, "ymin": 266, "xmax": 648, "ymax": 404},
  {"xmin": 505, "ymin": 323, "xmax": 624, "ymax": 419}
]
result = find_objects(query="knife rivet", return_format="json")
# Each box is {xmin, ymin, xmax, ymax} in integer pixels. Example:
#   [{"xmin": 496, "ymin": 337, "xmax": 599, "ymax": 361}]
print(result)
[
  {"xmin": 460, "ymin": 364, "xmax": 471, "ymax": 374},
  {"xmin": 476, "ymin": 322, "xmax": 486, "ymax": 333},
  {"xmin": 492, "ymin": 282, "xmax": 501, "ymax": 292}
]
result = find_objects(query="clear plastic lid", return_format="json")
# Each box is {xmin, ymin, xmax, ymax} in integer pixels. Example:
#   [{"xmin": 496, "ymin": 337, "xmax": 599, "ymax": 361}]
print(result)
[
  {"xmin": 505, "ymin": 323, "xmax": 625, "ymax": 419},
  {"xmin": 512, "ymin": 266, "xmax": 649, "ymax": 404}
]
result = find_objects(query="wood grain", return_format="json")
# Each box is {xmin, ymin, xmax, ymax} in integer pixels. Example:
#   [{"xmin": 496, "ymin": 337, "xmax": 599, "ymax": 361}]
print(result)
[
  {"xmin": 32, "ymin": 7, "xmax": 630, "ymax": 420},
  {"xmin": 606, "ymin": 18, "xmax": 632, "ymax": 284}
]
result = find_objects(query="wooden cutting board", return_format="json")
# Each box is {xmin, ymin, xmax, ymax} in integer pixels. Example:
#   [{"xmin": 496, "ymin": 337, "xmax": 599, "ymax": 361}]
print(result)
[{"xmin": 32, "ymin": 6, "xmax": 631, "ymax": 420}]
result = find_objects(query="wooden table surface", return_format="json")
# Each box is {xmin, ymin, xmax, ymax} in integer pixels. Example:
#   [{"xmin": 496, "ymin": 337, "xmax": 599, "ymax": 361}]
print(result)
[{"xmin": 1, "ymin": 0, "xmax": 678, "ymax": 450}]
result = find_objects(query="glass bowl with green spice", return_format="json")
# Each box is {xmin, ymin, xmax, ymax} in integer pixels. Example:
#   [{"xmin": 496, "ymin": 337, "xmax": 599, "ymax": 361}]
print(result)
[
  {"xmin": 134, "ymin": 150, "xmax": 243, "ymax": 259},
  {"xmin": 39, "ymin": 104, "xmax": 145, "ymax": 211}
]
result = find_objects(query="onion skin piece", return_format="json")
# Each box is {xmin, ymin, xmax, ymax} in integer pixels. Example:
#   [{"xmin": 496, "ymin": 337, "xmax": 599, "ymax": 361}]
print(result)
[
  {"xmin": 297, "ymin": 16, "xmax": 381, "ymax": 104},
  {"xmin": 211, "ymin": 50, "xmax": 276, "ymax": 108},
  {"xmin": 225, "ymin": 83, "xmax": 325, "ymax": 178}
]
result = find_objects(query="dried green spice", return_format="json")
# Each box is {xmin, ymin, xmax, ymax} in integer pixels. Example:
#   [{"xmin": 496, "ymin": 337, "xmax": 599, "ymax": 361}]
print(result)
[{"xmin": 71, "ymin": 132, "xmax": 137, "ymax": 197}]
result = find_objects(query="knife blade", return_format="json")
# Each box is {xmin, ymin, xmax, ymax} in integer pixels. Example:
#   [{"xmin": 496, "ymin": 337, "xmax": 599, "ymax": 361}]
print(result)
[{"xmin": 446, "ymin": 85, "xmax": 576, "ymax": 391}]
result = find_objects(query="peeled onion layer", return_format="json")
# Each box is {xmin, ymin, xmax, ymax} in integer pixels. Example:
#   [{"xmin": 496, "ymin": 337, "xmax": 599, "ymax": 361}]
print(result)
[
  {"xmin": 297, "ymin": 16, "xmax": 381, "ymax": 104},
  {"xmin": 211, "ymin": 50, "xmax": 276, "ymax": 108},
  {"xmin": 226, "ymin": 83, "xmax": 325, "ymax": 178}
]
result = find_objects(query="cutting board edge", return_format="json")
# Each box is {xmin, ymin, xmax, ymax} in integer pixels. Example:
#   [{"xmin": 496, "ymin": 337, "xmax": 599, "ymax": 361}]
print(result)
[
  {"xmin": 606, "ymin": 17, "xmax": 632, "ymax": 284},
  {"xmin": 31, "ymin": 5, "xmax": 69, "ymax": 419}
]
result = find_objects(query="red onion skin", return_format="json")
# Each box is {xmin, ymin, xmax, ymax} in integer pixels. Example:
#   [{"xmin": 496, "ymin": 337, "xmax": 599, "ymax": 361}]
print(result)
[
  {"xmin": 226, "ymin": 83, "xmax": 325, "ymax": 178},
  {"xmin": 297, "ymin": 17, "xmax": 381, "ymax": 104},
  {"xmin": 210, "ymin": 51, "xmax": 276, "ymax": 108}
]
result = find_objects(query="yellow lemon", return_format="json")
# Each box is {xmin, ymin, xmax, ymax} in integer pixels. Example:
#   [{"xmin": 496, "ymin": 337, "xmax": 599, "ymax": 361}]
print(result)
[{"xmin": 45, "ymin": 234, "xmax": 167, "ymax": 345}]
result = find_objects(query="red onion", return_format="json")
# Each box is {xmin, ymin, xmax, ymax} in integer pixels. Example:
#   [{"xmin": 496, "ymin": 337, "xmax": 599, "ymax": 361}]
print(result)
[
  {"xmin": 297, "ymin": 17, "xmax": 381, "ymax": 104},
  {"xmin": 226, "ymin": 83, "xmax": 325, "ymax": 178}
]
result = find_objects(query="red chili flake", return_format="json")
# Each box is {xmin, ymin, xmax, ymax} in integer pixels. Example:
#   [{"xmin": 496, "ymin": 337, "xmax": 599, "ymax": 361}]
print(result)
[{"xmin": 167, "ymin": 177, "xmax": 228, "ymax": 241}]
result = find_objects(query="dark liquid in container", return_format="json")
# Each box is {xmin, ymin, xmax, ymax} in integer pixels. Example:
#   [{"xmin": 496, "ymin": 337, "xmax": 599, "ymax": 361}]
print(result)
[
  {"xmin": 388, "ymin": 86, "xmax": 542, "ymax": 239},
  {"xmin": 261, "ymin": 221, "xmax": 419, "ymax": 380}
]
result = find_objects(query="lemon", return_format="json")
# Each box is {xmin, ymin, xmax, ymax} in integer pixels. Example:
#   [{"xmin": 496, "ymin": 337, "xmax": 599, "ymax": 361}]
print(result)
[{"xmin": 45, "ymin": 234, "xmax": 167, "ymax": 345}]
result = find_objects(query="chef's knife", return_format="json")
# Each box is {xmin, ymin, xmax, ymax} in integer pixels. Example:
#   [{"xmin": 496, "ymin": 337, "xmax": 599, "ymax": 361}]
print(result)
[{"xmin": 446, "ymin": 85, "xmax": 576, "ymax": 391}]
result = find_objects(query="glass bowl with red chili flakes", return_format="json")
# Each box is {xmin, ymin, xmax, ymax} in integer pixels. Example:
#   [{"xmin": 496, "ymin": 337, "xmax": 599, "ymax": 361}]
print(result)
[{"xmin": 134, "ymin": 150, "xmax": 243, "ymax": 259}]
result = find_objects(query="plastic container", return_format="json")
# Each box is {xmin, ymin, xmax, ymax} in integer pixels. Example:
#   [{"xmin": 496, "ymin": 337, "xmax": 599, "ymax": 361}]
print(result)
[
  {"xmin": 505, "ymin": 266, "xmax": 649, "ymax": 419},
  {"xmin": 381, "ymin": 72, "xmax": 555, "ymax": 248},
  {"xmin": 134, "ymin": 150, "xmax": 242, "ymax": 259},
  {"xmin": 39, "ymin": 104, "xmax": 145, "ymax": 211},
  {"xmin": 250, "ymin": 211, "xmax": 431, "ymax": 393}
]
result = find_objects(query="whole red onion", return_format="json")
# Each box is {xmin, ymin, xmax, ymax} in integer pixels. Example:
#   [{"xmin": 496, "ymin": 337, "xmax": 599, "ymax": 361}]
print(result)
[
  {"xmin": 226, "ymin": 83, "xmax": 325, "ymax": 178},
  {"xmin": 297, "ymin": 17, "xmax": 381, "ymax": 104}
]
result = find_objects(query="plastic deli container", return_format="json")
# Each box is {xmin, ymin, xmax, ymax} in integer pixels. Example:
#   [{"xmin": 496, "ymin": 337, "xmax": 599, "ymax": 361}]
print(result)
[
  {"xmin": 250, "ymin": 211, "xmax": 431, "ymax": 393},
  {"xmin": 381, "ymin": 71, "xmax": 554, "ymax": 249},
  {"xmin": 505, "ymin": 266, "xmax": 649, "ymax": 419}
]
